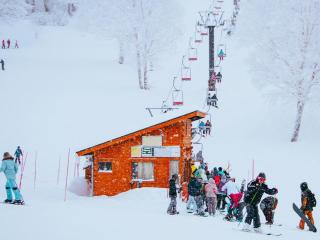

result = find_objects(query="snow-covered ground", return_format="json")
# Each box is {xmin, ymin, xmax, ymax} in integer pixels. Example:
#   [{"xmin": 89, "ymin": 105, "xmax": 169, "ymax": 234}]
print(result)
[{"xmin": 0, "ymin": 0, "xmax": 319, "ymax": 239}]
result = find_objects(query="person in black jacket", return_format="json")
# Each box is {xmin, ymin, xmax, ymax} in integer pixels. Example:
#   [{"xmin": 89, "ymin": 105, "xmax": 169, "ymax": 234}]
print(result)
[
  {"xmin": 298, "ymin": 182, "xmax": 316, "ymax": 230},
  {"xmin": 242, "ymin": 172, "xmax": 278, "ymax": 232},
  {"xmin": 186, "ymin": 177, "xmax": 198, "ymax": 213},
  {"xmin": 167, "ymin": 174, "xmax": 180, "ymax": 215},
  {"xmin": 260, "ymin": 196, "xmax": 278, "ymax": 225}
]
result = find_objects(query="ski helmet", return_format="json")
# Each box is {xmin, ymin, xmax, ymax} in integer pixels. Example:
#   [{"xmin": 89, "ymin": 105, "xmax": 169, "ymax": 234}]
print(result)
[
  {"xmin": 300, "ymin": 182, "xmax": 308, "ymax": 191},
  {"xmin": 257, "ymin": 172, "xmax": 266, "ymax": 179}
]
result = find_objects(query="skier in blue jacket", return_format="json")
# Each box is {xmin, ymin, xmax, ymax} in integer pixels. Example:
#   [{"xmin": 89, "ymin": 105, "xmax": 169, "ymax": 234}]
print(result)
[
  {"xmin": 0, "ymin": 152, "xmax": 24, "ymax": 204},
  {"xmin": 14, "ymin": 146, "xmax": 23, "ymax": 165}
]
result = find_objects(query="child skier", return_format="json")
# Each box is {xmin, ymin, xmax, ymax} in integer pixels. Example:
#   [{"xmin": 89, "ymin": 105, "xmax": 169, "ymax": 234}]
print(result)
[
  {"xmin": 167, "ymin": 174, "xmax": 180, "ymax": 215},
  {"xmin": 298, "ymin": 182, "xmax": 316, "ymax": 231},
  {"xmin": 260, "ymin": 196, "xmax": 278, "ymax": 225},
  {"xmin": 0, "ymin": 152, "xmax": 24, "ymax": 204},
  {"xmin": 14, "ymin": 146, "xmax": 23, "ymax": 165},
  {"xmin": 242, "ymin": 172, "xmax": 278, "ymax": 233},
  {"xmin": 205, "ymin": 178, "xmax": 217, "ymax": 216}
]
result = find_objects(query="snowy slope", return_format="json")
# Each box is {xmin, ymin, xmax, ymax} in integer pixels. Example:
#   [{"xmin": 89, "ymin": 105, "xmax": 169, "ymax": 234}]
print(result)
[{"xmin": 0, "ymin": 0, "xmax": 319, "ymax": 239}]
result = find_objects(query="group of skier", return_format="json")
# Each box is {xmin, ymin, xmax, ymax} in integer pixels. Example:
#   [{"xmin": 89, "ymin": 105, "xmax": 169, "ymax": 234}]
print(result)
[
  {"xmin": 1, "ymin": 39, "xmax": 19, "ymax": 49},
  {"xmin": 167, "ymin": 161, "xmax": 317, "ymax": 233},
  {"xmin": 0, "ymin": 146, "xmax": 25, "ymax": 205}
]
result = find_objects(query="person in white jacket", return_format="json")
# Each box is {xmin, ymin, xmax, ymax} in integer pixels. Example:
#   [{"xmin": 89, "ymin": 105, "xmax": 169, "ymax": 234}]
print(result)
[{"xmin": 222, "ymin": 178, "xmax": 243, "ymax": 221}]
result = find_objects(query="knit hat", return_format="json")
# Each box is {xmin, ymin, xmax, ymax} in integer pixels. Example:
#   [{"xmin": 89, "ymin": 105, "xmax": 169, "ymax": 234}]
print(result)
[
  {"xmin": 3, "ymin": 152, "xmax": 13, "ymax": 160},
  {"xmin": 257, "ymin": 172, "xmax": 266, "ymax": 179}
]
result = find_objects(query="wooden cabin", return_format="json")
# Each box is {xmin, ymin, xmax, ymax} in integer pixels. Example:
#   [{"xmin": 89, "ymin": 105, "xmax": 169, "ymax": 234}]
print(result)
[{"xmin": 76, "ymin": 111, "xmax": 206, "ymax": 196}]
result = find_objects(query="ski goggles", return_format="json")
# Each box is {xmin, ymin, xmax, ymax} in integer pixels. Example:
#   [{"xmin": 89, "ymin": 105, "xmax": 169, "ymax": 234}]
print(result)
[{"xmin": 257, "ymin": 177, "xmax": 266, "ymax": 183}]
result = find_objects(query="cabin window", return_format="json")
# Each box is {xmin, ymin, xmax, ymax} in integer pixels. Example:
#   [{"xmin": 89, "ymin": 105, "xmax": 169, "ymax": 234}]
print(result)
[
  {"xmin": 98, "ymin": 162, "xmax": 112, "ymax": 173},
  {"xmin": 132, "ymin": 162, "xmax": 154, "ymax": 181}
]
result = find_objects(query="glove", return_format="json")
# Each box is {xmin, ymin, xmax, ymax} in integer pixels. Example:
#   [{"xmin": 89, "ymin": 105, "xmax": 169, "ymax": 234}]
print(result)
[{"xmin": 272, "ymin": 188, "xmax": 278, "ymax": 194}]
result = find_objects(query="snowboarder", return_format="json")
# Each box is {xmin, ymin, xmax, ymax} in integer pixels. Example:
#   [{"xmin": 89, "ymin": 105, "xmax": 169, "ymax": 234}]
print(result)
[
  {"xmin": 1, "ymin": 40, "xmax": 5, "ymax": 49},
  {"xmin": 217, "ymin": 72, "xmax": 222, "ymax": 83},
  {"xmin": 205, "ymin": 120, "xmax": 212, "ymax": 136},
  {"xmin": 205, "ymin": 178, "xmax": 217, "ymax": 216},
  {"xmin": 298, "ymin": 182, "xmax": 316, "ymax": 231},
  {"xmin": 167, "ymin": 174, "xmax": 180, "ymax": 215},
  {"xmin": 15, "ymin": 40, "xmax": 19, "ymax": 49},
  {"xmin": 218, "ymin": 49, "xmax": 225, "ymax": 61},
  {"xmin": 0, "ymin": 152, "xmax": 24, "ymax": 204},
  {"xmin": 186, "ymin": 176, "xmax": 198, "ymax": 213},
  {"xmin": 242, "ymin": 172, "xmax": 278, "ymax": 233},
  {"xmin": 14, "ymin": 146, "xmax": 23, "ymax": 165},
  {"xmin": 7, "ymin": 39, "xmax": 11, "ymax": 49},
  {"xmin": 260, "ymin": 196, "xmax": 278, "ymax": 225},
  {"xmin": 0, "ymin": 59, "xmax": 4, "ymax": 71}
]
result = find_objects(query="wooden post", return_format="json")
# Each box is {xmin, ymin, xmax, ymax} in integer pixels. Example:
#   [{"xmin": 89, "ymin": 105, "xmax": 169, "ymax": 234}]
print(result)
[{"xmin": 64, "ymin": 148, "xmax": 71, "ymax": 202}]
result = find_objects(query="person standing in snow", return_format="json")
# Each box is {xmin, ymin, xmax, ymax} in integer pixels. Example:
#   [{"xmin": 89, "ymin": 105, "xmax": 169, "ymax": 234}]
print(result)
[
  {"xmin": 15, "ymin": 40, "xmax": 19, "ymax": 49},
  {"xmin": 167, "ymin": 174, "xmax": 180, "ymax": 215},
  {"xmin": 298, "ymin": 182, "xmax": 316, "ymax": 231},
  {"xmin": 14, "ymin": 146, "xmax": 23, "ymax": 165},
  {"xmin": 0, "ymin": 59, "xmax": 4, "ymax": 71},
  {"xmin": 216, "ymin": 174, "xmax": 227, "ymax": 210},
  {"xmin": 194, "ymin": 177, "xmax": 205, "ymax": 216},
  {"xmin": 242, "ymin": 172, "xmax": 278, "ymax": 233},
  {"xmin": 7, "ymin": 39, "xmax": 11, "ymax": 49},
  {"xmin": 186, "ymin": 176, "xmax": 198, "ymax": 213},
  {"xmin": 205, "ymin": 178, "xmax": 217, "ymax": 216},
  {"xmin": 1, "ymin": 40, "xmax": 5, "ymax": 49},
  {"xmin": 0, "ymin": 152, "xmax": 24, "ymax": 205},
  {"xmin": 222, "ymin": 178, "xmax": 243, "ymax": 221},
  {"xmin": 260, "ymin": 196, "xmax": 278, "ymax": 225}
]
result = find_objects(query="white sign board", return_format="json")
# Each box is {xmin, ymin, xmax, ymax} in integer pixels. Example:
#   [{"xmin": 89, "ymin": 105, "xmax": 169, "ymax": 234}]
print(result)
[{"xmin": 142, "ymin": 136, "xmax": 162, "ymax": 146}]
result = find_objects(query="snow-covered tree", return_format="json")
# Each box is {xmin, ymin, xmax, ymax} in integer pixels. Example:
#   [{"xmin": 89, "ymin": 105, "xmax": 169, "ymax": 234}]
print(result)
[
  {"xmin": 76, "ymin": 0, "xmax": 181, "ymax": 90},
  {"xmin": 243, "ymin": 0, "xmax": 320, "ymax": 142},
  {"xmin": 0, "ymin": 0, "xmax": 29, "ymax": 22}
]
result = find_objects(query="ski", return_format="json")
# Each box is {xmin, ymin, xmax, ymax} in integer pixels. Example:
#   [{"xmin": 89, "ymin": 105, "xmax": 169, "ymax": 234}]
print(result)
[{"xmin": 237, "ymin": 228, "xmax": 282, "ymax": 236}]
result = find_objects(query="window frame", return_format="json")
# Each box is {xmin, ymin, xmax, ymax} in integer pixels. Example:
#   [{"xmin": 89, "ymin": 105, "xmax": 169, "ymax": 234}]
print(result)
[
  {"xmin": 98, "ymin": 161, "xmax": 113, "ymax": 173},
  {"xmin": 131, "ymin": 161, "xmax": 155, "ymax": 182}
]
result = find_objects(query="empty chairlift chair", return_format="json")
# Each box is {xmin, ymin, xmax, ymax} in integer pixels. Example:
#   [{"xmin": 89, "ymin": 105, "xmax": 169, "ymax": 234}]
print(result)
[
  {"xmin": 181, "ymin": 56, "xmax": 192, "ymax": 81},
  {"xmin": 194, "ymin": 24, "xmax": 203, "ymax": 43},
  {"xmin": 172, "ymin": 90, "xmax": 184, "ymax": 106}
]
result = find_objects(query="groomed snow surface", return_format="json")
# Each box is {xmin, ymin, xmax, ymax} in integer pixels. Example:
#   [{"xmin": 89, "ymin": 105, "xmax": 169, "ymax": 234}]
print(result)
[{"xmin": 0, "ymin": 0, "xmax": 319, "ymax": 239}]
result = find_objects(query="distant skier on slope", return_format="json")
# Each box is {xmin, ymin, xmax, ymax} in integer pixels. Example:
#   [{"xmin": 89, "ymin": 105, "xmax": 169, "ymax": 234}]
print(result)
[
  {"xmin": 298, "ymin": 182, "xmax": 316, "ymax": 231},
  {"xmin": 14, "ymin": 146, "xmax": 23, "ymax": 165},
  {"xmin": 1, "ymin": 40, "xmax": 5, "ymax": 49},
  {"xmin": 167, "ymin": 174, "xmax": 180, "ymax": 215},
  {"xmin": 0, "ymin": 152, "xmax": 24, "ymax": 205},
  {"xmin": 242, "ymin": 172, "xmax": 278, "ymax": 233},
  {"xmin": 260, "ymin": 196, "xmax": 278, "ymax": 225},
  {"xmin": 15, "ymin": 40, "xmax": 19, "ymax": 49},
  {"xmin": 0, "ymin": 59, "xmax": 4, "ymax": 71},
  {"xmin": 7, "ymin": 39, "xmax": 11, "ymax": 49}
]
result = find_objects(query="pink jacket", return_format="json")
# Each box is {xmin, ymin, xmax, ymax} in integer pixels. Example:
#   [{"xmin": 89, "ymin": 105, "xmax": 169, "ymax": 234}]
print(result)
[{"xmin": 205, "ymin": 179, "xmax": 217, "ymax": 198}]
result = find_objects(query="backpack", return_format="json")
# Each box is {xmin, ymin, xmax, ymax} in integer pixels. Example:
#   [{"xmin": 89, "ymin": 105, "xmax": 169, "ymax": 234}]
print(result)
[{"xmin": 309, "ymin": 192, "xmax": 317, "ymax": 207}]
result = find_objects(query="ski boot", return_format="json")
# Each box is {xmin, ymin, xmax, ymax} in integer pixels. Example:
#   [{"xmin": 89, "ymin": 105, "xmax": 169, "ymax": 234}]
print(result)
[
  {"xmin": 242, "ymin": 223, "xmax": 251, "ymax": 232},
  {"xmin": 254, "ymin": 227, "xmax": 263, "ymax": 234},
  {"xmin": 12, "ymin": 200, "xmax": 25, "ymax": 205},
  {"xmin": 4, "ymin": 199, "xmax": 12, "ymax": 204}
]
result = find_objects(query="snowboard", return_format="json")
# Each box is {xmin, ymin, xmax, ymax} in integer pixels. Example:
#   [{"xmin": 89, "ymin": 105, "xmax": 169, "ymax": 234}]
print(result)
[{"xmin": 292, "ymin": 203, "xmax": 317, "ymax": 232}]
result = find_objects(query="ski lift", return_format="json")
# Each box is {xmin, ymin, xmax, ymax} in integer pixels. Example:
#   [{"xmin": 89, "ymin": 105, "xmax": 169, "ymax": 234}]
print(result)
[
  {"xmin": 194, "ymin": 25, "xmax": 203, "ymax": 43},
  {"xmin": 181, "ymin": 56, "xmax": 192, "ymax": 81},
  {"xmin": 172, "ymin": 77, "xmax": 184, "ymax": 106},
  {"xmin": 188, "ymin": 38, "xmax": 198, "ymax": 61},
  {"xmin": 200, "ymin": 26, "xmax": 209, "ymax": 36},
  {"xmin": 217, "ymin": 44, "xmax": 227, "ymax": 58}
]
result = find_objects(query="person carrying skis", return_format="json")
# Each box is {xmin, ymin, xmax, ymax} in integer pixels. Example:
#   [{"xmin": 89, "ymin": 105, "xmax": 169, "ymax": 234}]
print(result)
[
  {"xmin": 0, "ymin": 152, "xmax": 24, "ymax": 204},
  {"xmin": 7, "ymin": 39, "xmax": 11, "ymax": 49},
  {"xmin": 0, "ymin": 59, "xmax": 4, "ymax": 71},
  {"xmin": 186, "ymin": 176, "xmax": 198, "ymax": 213},
  {"xmin": 242, "ymin": 172, "xmax": 278, "ymax": 233},
  {"xmin": 260, "ymin": 196, "xmax": 278, "ymax": 225},
  {"xmin": 167, "ymin": 174, "xmax": 180, "ymax": 215},
  {"xmin": 1, "ymin": 40, "xmax": 5, "ymax": 49},
  {"xmin": 14, "ymin": 146, "xmax": 23, "ymax": 165},
  {"xmin": 298, "ymin": 182, "xmax": 316, "ymax": 231},
  {"xmin": 205, "ymin": 178, "xmax": 217, "ymax": 216}
]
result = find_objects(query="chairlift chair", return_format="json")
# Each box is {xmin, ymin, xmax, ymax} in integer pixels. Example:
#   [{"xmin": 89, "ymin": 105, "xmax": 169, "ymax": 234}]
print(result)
[
  {"xmin": 172, "ymin": 89, "xmax": 184, "ymax": 106},
  {"xmin": 200, "ymin": 26, "xmax": 209, "ymax": 36},
  {"xmin": 181, "ymin": 56, "xmax": 192, "ymax": 81},
  {"xmin": 194, "ymin": 25, "xmax": 203, "ymax": 43},
  {"xmin": 188, "ymin": 46, "xmax": 198, "ymax": 61},
  {"xmin": 217, "ymin": 44, "xmax": 227, "ymax": 57}
]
